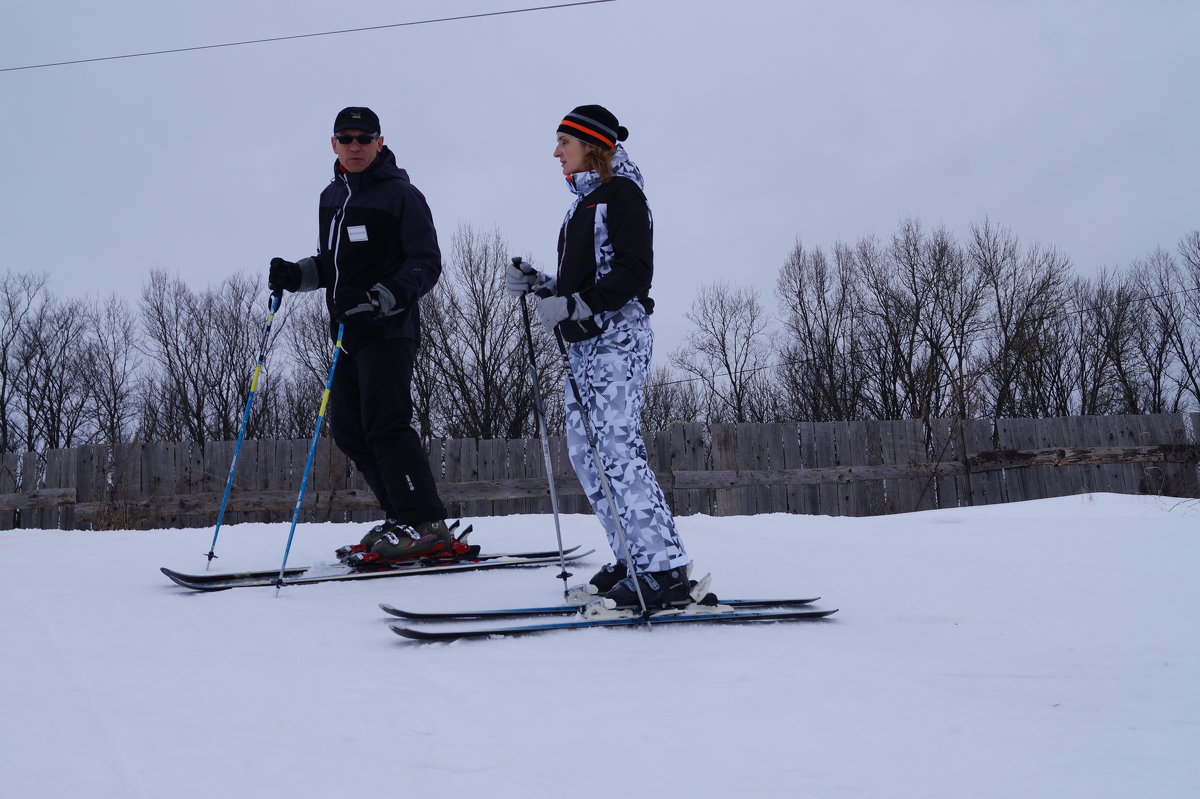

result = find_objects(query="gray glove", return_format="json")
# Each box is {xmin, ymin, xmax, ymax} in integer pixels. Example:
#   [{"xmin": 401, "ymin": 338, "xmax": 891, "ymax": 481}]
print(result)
[
  {"xmin": 372, "ymin": 283, "xmax": 399, "ymax": 316},
  {"xmin": 506, "ymin": 258, "xmax": 541, "ymax": 297},
  {"xmin": 335, "ymin": 283, "xmax": 401, "ymax": 323},
  {"xmin": 334, "ymin": 289, "xmax": 379, "ymax": 322},
  {"xmin": 536, "ymin": 292, "xmax": 592, "ymax": 332}
]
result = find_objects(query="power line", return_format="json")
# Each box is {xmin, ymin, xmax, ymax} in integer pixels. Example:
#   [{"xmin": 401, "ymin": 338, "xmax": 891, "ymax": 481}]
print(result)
[{"xmin": 0, "ymin": 0, "xmax": 616, "ymax": 73}]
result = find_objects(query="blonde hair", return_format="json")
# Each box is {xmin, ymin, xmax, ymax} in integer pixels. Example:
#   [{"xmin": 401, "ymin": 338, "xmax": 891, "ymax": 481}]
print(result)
[{"xmin": 584, "ymin": 144, "xmax": 615, "ymax": 183}]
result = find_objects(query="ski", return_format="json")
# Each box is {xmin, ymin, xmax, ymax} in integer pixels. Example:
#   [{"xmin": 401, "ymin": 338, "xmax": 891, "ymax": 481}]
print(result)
[
  {"xmin": 379, "ymin": 596, "xmax": 821, "ymax": 621},
  {"xmin": 162, "ymin": 547, "xmax": 592, "ymax": 592},
  {"xmin": 164, "ymin": 544, "xmax": 583, "ymax": 587},
  {"xmin": 389, "ymin": 607, "xmax": 838, "ymax": 641}
]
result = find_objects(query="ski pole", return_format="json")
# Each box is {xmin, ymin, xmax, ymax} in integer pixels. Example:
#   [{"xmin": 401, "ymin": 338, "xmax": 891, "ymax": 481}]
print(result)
[
  {"xmin": 206, "ymin": 289, "xmax": 283, "ymax": 568},
  {"xmin": 275, "ymin": 322, "xmax": 344, "ymax": 596},
  {"xmin": 513, "ymin": 258, "xmax": 572, "ymax": 598},
  {"xmin": 534, "ymin": 287, "xmax": 649, "ymax": 619}
]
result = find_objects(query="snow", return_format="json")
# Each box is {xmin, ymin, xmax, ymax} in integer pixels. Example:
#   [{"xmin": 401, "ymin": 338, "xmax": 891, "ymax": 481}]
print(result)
[{"xmin": 2, "ymin": 493, "xmax": 1198, "ymax": 799}]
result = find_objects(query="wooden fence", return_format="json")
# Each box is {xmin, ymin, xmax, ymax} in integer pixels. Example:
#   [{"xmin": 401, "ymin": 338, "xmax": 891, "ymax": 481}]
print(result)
[{"xmin": 1, "ymin": 414, "xmax": 1197, "ymax": 531}]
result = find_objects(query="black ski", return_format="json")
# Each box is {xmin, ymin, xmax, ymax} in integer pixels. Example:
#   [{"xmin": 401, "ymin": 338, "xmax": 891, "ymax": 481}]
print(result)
[
  {"xmin": 162, "ymin": 547, "xmax": 592, "ymax": 592},
  {"xmin": 389, "ymin": 607, "xmax": 838, "ymax": 641},
  {"xmin": 379, "ymin": 596, "xmax": 821, "ymax": 621},
  {"xmin": 165, "ymin": 544, "xmax": 582, "ymax": 586}
]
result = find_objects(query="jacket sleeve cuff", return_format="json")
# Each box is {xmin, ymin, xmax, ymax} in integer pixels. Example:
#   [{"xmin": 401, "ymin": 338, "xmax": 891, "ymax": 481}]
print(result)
[{"xmin": 296, "ymin": 256, "xmax": 321, "ymax": 292}]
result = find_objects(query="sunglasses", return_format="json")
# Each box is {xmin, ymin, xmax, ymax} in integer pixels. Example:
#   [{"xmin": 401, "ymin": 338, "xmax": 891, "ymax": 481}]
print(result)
[{"xmin": 335, "ymin": 134, "xmax": 378, "ymax": 145}]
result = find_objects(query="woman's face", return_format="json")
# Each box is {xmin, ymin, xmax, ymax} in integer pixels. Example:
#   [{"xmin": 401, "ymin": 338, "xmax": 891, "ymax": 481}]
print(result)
[{"xmin": 554, "ymin": 134, "xmax": 589, "ymax": 176}]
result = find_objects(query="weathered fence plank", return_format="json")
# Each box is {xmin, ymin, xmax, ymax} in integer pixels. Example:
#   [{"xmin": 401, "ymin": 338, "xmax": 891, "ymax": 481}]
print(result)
[
  {"xmin": 1141, "ymin": 414, "xmax": 1194, "ymax": 496},
  {"xmin": 932, "ymin": 418, "xmax": 963, "ymax": 509},
  {"xmin": 809, "ymin": 422, "xmax": 839, "ymax": 516},
  {"xmin": 0, "ymin": 488, "xmax": 75, "ymax": 509},
  {"xmin": 710, "ymin": 423, "xmax": 741, "ymax": 516},
  {"xmin": 20, "ymin": 451, "xmax": 41, "ymax": 529},
  {"xmin": 962, "ymin": 418, "xmax": 1003, "ymax": 507},
  {"xmin": 1098, "ymin": 416, "xmax": 1136, "ymax": 494},
  {"xmin": 763, "ymin": 423, "xmax": 789, "ymax": 515},
  {"xmin": 845, "ymin": 420, "xmax": 874, "ymax": 514},
  {"xmin": 791, "ymin": 421, "xmax": 817, "ymax": 515},
  {"xmin": 45, "ymin": 449, "xmax": 70, "ymax": 530},
  {"xmin": 666, "ymin": 422, "xmax": 707, "ymax": 516},
  {"xmin": 0, "ymin": 452, "xmax": 18, "ymax": 529},
  {"xmin": 4, "ymin": 416, "xmax": 1199, "ymax": 530},
  {"xmin": 779, "ymin": 423, "xmax": 812, "ymax": 515}
]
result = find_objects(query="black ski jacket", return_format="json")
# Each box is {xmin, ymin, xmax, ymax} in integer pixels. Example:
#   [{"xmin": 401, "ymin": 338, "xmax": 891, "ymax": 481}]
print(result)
[
  {"xmin": 309, "ymin": 146, "xmax": 442, "ymax": 345},
  {"xmin": 555, "ymin": 173, "xmax": 655, "ymax": 342}
]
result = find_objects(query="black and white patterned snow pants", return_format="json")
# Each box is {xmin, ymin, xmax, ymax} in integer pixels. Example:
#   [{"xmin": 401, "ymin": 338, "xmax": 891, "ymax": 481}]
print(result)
[{"xmin": 565, "ymin": 319, "xmax": 689, "ymax": 574}]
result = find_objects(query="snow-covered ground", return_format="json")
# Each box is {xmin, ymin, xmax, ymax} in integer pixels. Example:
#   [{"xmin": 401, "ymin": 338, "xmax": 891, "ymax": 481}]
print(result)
[{"xmin": 2, "ymin": 493, "xmax": 1197, "ymax": 799}]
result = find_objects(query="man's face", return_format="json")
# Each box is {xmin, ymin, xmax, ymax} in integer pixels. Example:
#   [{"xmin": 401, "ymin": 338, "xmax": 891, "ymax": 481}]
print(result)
[{"xmin": 331, "ymin": 128, "xmax": 383, "ymax": 173}]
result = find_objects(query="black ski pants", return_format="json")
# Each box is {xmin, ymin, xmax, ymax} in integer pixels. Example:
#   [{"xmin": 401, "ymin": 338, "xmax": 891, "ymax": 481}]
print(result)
[{"xmin": 329, "ymin": 336, "xmax": 446, "ymax": 525}]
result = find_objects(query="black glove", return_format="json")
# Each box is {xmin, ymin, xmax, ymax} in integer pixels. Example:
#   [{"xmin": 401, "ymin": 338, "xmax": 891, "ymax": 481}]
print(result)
[
  {"xmin": 334, "ymin": 289, "xmax": 380, "ymax": 322},
  {"xmin": 268, "ymin": 258, "xmax": 301, "ymax": 293}
]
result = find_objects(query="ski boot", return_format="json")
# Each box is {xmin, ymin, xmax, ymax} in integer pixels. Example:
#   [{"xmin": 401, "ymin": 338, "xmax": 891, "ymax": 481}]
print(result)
[
  {"xmin": 338, "ymin": 519, "xmax": 470, "ymax": 562},
  {"xmin": 335, "ymin": 518, "xmax": 403, "ymax": 562},
  {"xmin": 564, "ymin": 562, "xmax": 628, "ymax": 604},
  {"xmin": 583, "ymin": 564, "xmax": 701, "ymax": 619},
  {"xmin": 345, "ymin": 519, "xmax": 459, "ymax": 570}
]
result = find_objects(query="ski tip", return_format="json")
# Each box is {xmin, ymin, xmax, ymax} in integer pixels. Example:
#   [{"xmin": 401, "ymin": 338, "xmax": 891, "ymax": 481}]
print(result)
[
  {"xmin": 389, "ymin": 623, "xmax": 457, "ymax": 642},
  {"xmin": 160, "ymin": 566, "xmax": 193, "ymax": 586},
  {"xmin": 160, "ymin": 567, "xmax": 233, "ymax": 592}
]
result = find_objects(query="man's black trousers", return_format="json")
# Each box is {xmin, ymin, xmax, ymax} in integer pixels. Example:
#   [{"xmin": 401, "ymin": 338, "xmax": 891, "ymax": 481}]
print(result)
[{"xmin": 329, "ymin": 337, "xmax": 446, "ymax": 525}]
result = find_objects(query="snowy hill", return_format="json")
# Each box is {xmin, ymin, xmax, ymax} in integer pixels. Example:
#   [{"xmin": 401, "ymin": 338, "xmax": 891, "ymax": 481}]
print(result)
[{"xmin": 2, "ymin": 493, "xmax": 1197, "ymax": 799}]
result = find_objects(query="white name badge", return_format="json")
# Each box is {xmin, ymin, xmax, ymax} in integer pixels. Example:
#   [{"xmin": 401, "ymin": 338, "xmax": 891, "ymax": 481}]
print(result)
[{"xmin": 347, "ymin": 225, "xmax": 368, "ymax": 242}]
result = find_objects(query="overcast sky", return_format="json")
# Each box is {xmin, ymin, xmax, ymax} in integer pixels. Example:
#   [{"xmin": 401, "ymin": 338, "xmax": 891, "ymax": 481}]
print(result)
[{"xmin": 3, "ymin": 0, "xmax": 1197, "ymax": 356}]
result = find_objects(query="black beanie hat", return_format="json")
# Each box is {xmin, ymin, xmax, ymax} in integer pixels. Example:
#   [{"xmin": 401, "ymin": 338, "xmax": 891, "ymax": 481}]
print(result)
[
  {"xmin": 557, "ymin": 105, "xmax": 628, "ymax": 149},
  {"xmin": 333, "ymin": 106, "xmax": 381, "ymax": 134}
]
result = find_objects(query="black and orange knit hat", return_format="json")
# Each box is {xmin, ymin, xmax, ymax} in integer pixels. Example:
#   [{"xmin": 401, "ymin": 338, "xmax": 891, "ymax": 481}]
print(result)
[{"xmin": 557, "ymin": 105, "xmax": 629, "ymax": 150}]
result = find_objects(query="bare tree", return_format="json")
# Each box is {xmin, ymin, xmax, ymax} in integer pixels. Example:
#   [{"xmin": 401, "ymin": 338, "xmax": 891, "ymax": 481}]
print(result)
[
  {"xmin": 138, "ymin": 271, "xmax": 213, "ymax": 442},
  {"xmin": 1129, "ymin": 233, "xmax": 1200, "ymax": 411},
  {"xmin": 265, "ymin": 290, "xmax": 337, "ymax": 438},
  {"xmin": 1096, "ymin": 271, "xmax": 1148, "ymax": 413},
  {"xmin": 640, "ymin": 364, "xmax": 704, "ymax": 435},
  {"xmin": 672, "ymin": 282, "xmax": 776, "ymax": 423},
  {"xmin": 0, "ymin": 272, "xmax": 49, "ymax": 453},
  {"xmin": 418, "ymin": 225, "xmax": 564, "ymax": 439},
  {"xmin": 281, "ymin": 290, "xmax": 335, "ymax": 389},
  {"xmin": 1174, "ymin": 231, "xmax": 1200, "ymax": 406},
  {"xmin": 971, "ymin": 220, "xmax": 1073, "ymax": 418},
  {"xmin": 137, "ymin": 271, "xmax": 287, "ymax": 445},
  {"xmin": 81, "ymin": 295, "xmax": 141, "ymax": 447},
  {"xmin": 854, "ymin": 224, "xmax": 950, "ymax": 420},
  {"xmin": 1128, "ymin": 248, "xmax": 1187, "ymax": 412},
  {"xmin": 1061, "ymin": 272, "xmax": 1135, "ymax": 415},
  {"xmin": 17, "ymin": 295, "xmax": 94, "ymax": 451},
  {"xmin": 775, "ymin": 239, "xmax": 869, "ymax": 421}
]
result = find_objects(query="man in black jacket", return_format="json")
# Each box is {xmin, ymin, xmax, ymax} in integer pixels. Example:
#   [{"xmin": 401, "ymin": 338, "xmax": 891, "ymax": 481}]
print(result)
[{"xmin": 269, "ymin": 106, "xmax": 452, "ymax": 567}]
